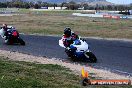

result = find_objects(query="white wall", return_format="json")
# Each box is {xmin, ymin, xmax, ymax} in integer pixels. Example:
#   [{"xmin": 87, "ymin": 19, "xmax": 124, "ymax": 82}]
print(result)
[{"xmin": 48, "ymin": 7, "xmax": 67, "ymax": 10}]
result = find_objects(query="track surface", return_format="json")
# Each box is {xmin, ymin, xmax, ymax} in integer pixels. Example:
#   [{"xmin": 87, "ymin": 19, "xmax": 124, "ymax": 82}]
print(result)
[{"xmin": 0, "ymin": 35, "xmax": 132, "ymax": 76}]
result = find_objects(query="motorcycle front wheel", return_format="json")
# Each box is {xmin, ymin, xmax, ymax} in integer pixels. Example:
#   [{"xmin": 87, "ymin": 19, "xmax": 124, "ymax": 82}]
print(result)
[
  {"xmin": 5, "ymin": 39, "xmax": 13, "ymax": 45},
  {"xmin": 85, "ymin": 52, "xmax": 97, "ymax": 63},
  {"xmin": 5, "ymin": 39, "xmax": 10, "ymax": 45}
]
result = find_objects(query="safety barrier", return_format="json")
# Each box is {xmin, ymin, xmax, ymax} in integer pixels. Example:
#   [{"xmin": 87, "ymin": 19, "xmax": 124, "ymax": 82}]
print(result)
[{"xmin": 103, "ymin": 15, "xmax": 120, "ymax": 19}]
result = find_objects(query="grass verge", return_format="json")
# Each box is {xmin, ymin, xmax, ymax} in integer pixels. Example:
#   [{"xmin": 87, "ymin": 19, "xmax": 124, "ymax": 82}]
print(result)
[
  {"xmin": 0, "ymin": 57, "xmax": 81, "ymax": 88},
  {"xmin": 0, "ymin": 9, "xmax": 132, "ymax": 39},
  {"xmin": 0, "ymin": 56, "xmax": 132, "ymax": 88}
]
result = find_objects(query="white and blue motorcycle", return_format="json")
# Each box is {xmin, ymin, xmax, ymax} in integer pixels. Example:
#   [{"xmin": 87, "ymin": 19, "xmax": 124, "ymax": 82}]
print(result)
[{"xmin": 59, "ymin": 37, "xmax": 97, "ymax": 63}]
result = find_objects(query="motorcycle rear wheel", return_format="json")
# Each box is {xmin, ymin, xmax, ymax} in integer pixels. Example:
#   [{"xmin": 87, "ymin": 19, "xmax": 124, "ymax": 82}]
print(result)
[{"xmin": 85, "ymin": 52, "xmax": 97, "ymax": 63}]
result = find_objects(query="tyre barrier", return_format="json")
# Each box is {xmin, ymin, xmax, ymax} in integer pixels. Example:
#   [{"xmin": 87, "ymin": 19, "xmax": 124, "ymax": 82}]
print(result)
[{"xmin": 103, "ymin": 15, "xmax": 120, "ymax": 19}]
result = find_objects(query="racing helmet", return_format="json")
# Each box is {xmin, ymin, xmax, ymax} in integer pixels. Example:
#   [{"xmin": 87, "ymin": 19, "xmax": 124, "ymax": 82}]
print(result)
[
  {"xmin": 64, "ymin": 27, "xmax": 71, "ymax": 37},
  {"xmin": 2, "ymin": 24, "xmax": 7, "ymax": 30}
]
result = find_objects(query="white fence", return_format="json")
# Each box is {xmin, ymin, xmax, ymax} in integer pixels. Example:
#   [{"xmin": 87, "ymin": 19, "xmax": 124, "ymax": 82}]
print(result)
[
  {"xmin": 72, "ymin": 13, "xmax": 132, "ymax": 19},
  {"xmin": 32, "ymin": 7, "xmax": 67, "ymax": 11}
]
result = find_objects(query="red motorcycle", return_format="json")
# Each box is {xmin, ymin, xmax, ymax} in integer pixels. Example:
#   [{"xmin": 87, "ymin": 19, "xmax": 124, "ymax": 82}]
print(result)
[{"xmin": 4, "ymin": 28, "xmax": 25, "ymax": 45}]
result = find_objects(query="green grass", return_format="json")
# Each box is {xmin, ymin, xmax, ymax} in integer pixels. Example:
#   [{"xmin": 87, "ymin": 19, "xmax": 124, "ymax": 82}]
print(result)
[
  {"xmin": 0, "ymin": 57, "xmax": 132, "ymax": 88},
  {"xmin": 0, "ymin": 57, "xmax": 81, "ymax": 88}
]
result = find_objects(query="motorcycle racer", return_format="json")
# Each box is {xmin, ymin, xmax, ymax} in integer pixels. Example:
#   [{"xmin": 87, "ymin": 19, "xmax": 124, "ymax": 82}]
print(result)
[
  {"xmin": 62, "ymin": 27, "xmax": 79, "ymax": 47},
  {"xmin": 0, "ymin": 24, "xmax": 16, "ymax": 39},
  {"xmin": 0, "ymin": 24, "xmax": 25, "ymax": 45},
  {"xmin": 59, "ymin": 29, "xmax": 97, "ymax": 62}
]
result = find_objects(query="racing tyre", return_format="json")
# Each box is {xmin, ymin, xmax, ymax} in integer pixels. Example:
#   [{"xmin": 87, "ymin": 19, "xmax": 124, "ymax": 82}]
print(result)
[
  {"xmin": 5, "ymin": 39, "xmax": 13, "ymax": 45},
  {"xmin": 85, "ymin": 52, "xmax": 97, "ymax": 63},
  {"xmin": 5, "ymin": 39, "xmax": 10, "ymax": 45},
  {"xmin": 19, "ymin": 38, "xmax": 25, "ymax": 45}
]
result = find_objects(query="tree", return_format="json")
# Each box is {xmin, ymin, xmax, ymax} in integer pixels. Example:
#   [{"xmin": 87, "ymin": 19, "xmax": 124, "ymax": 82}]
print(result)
[
  {"xmin": 61, "ymin": 2, "xmax": 67, "ymax": 9},
  {"xmin": 53, "ymin": 3, "xmax": 57, "ymax": 9},
  {"xmin": 106, "ymin": 5, "xmax": 113, "ymax": 10},
  {"xmin": 13, "ymin": 1, "xmax": 21, "ymax": 8},
  {"xmin": 89, "ymin": 6, "xmax": 95, "ymax": 10},
  {"xmin": 67, "ymin": 1, "xmax": 79, "ymax": 10},
  {"xmin": 23, "ymin": 3, "xmax": 30, "ymax": 9},
  {"xmin": 114, "ymin": 5, "xmax": 118, "ymax": 11},
  {"xmin": 41, "ymin": 2, "xmax": 48, "ymax": 7},
  {"xmin": 118, "ymin": 5, "xmax": 126, "ymax": 11},
  {"xmin": 34, "ymin": 4, "xmax": 40, "ymax": 9},
  {"xmin": 28, "ymin": 2, "xmax": 34, "ymax": 8},
  {"xmin": 130, "ymin": 3, "xmax": 132, "ymax": 9},
  {"xmin": 0, "ymin": 2, "xmax": 7, "ymax": 8},
  {"xmin": 83, "ymin": 3, "xmax": 89, "ymax": 10}
]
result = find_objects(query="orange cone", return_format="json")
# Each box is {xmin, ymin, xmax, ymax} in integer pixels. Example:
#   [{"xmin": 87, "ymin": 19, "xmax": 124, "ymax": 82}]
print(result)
[{"xmin": 81, "ymin": 67, "xmax": 89, "ymax": 78}]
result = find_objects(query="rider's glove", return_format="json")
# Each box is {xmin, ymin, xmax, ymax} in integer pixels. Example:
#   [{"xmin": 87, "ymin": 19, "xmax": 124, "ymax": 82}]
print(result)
[{"xmin": 66, "ymin": 47, "xmax": 70, "ymax": 50}]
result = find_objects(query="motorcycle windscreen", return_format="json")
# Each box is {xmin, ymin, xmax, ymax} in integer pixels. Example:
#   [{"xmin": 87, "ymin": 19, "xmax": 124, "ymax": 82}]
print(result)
[
  {"xmin": 73, "ymin": 39, "xmax": 81, "ymax": 45},
  {"xmin": 73, "ymin": 40, "xmax": 89, "ymax": 52}
]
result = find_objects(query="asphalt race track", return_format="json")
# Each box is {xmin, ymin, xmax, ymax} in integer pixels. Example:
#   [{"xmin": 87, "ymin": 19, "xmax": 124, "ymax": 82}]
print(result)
[{"xmin": 0, "ymin": 35, "xmax": 132, "ymax": 76}]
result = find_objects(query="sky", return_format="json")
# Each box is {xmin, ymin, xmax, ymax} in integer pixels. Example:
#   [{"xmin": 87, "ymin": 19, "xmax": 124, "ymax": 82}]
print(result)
[{"xmin": 107, "ymin": 0, "xmax": 132, "ymax": 4}]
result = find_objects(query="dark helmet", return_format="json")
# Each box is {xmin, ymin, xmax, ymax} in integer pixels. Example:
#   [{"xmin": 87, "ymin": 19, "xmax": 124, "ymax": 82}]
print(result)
[
  {"xmin": 64, "ymin": 27, "xmax": 71, "ymax": 37},
  {"xmin": 2, "ymin": 24, "xmax": 7, "ymax": 30},
  {"xmin": 2, "ymin": 24, "xmax": 7, "ymax": 27}
]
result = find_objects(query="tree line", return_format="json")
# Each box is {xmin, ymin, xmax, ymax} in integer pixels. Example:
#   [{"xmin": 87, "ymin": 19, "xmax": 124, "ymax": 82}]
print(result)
[{"xmin": 0, "ymin": 0, "xmax": 132, "ymax": 11}]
